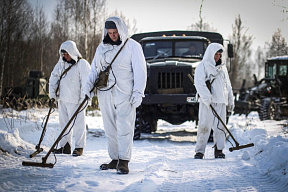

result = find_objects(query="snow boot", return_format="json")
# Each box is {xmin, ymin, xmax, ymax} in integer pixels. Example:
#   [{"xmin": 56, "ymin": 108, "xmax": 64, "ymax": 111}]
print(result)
[
  {"xmin": 53, "ymin": 142, "xmax": 71, "ymax": 154},
  {"xmin": 194, "ymin": 152, "xmax": 204, "ymax": 159},
  {"xmin": 117, "ymin": 159, "xmax": 129, "ymax": 174},
  {"xmin": 214, "ymin": 146, "xmax": 225, "ymax": 159},
  {"xmin": 100, "ymin": 160, "xmax": 118, "ymax": 170},
  {"xmin": 72, "ymin": 148, "xmax": 83, "ymax": 156}
]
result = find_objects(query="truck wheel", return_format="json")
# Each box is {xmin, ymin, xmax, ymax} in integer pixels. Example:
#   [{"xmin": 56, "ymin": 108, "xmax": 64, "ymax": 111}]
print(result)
[
  {"xmin": 150, "ymin": 120, "xmax": 157, "ymax": 132},
  {"xmin": 134, "ymin": 115, "xmax": 142, "ymax": 140},
  {"xmin": 141, "ymin": 120, "xmax": 157, "ymax": 133},
  {"xmin": 140, "ymin": 121, "xmax": 150, "ymax": 133},
  {"xmin": 134, "ymin": 119, "xmax": 158, "ymax": 139},
  {"xmin": 259, "ymin": 98, "xmax": 275, "ymax": 120}
]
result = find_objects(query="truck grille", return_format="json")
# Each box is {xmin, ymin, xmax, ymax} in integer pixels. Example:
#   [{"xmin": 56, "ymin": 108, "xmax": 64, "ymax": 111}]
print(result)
[{"xmin": 158, "ymin": 72, "xmax": 184, "ymax": 94}]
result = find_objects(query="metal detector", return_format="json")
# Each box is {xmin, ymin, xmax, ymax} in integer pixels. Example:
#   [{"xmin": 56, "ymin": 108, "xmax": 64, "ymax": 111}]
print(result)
[
  {"xmin": 187, "ymin": 74, "xmax": 254, "ymax": 151},
  {"xmin": 210, "ymin": 105, "xmax": 254, "ymax": 152},
  {"xmin": 29, "ymin": 98, "xmax": 55, "ymax": 158},
  {"xmin": 22, "ymin": 95, "xmax": 90, "ymax": 168}
]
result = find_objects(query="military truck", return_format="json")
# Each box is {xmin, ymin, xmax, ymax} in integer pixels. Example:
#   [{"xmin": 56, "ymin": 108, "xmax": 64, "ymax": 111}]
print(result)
[
  {"xmin": 234, "ymin": 56, "xmax": 288, "ymax": 120},
  {"xmin": 2, "ymin": 70, "xmax": 49, "ymax": 110},
  {"xmin": 131, "ymin": 31, "xmax": 233, "ymax": 139}
]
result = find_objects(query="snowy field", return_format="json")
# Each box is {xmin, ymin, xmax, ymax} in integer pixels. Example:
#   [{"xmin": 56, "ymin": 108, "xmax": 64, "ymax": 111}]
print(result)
[{"xmin": 0, "ymin": 105, "xmax": 288, "ymax": 192}]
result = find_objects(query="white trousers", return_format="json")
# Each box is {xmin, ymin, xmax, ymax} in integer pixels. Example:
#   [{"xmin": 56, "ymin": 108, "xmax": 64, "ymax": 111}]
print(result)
[
  {"xmin": 195, "ymin": 102, "xmax": 226, "ymax": 154},
  {"xmin": 58, "ymin": 100, "xmax": 87, "ymax": 149},
  {"xmin": 98, "ymin": 89, "xmax": 136, "ymax": 161}
]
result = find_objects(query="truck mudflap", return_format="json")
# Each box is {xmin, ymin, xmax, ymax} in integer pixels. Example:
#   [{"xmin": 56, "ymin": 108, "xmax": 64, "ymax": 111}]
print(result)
[{"xmin": 142, "ymin": 94, "xmax": 197, "ymax": 104}]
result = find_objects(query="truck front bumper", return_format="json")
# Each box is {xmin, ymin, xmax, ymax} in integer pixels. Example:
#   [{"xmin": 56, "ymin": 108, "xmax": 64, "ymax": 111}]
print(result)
[{"xmin": 142, "ymin": 94, "xmax": 197, "ymax": 104}]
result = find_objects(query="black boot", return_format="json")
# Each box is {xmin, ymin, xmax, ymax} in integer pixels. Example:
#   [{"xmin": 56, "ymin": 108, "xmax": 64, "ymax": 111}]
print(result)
[
  {"xmin": 53, "ymin": 142, "xmax": 71, "ymax": 154},
  {"xmin": 117, "ymin": 159, "xmax": 129, "ymax": 174},
  {"xmin": 214, "ymin": 146, "xmax": 225, "ymax": 159},
  {"xmin": 194, "ymin": 152, "xmax": 204, "ymax": 159},
  {"xmin": 72, "ymin": 148, "xmax": 83, "ymax": 156},
  {"xmin": 100, "ymin": 159, "xmax": 118, "ymax": 170}
]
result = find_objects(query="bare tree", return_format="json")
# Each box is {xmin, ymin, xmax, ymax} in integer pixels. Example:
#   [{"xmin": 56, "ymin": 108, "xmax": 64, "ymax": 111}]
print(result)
[
  {"xmin": 49, "ymin": 0, "xmax": 106, "ymax": 62},
  {"xmin": 47, "ymin": 0, "xmax": 78, "ymax": 73},
  {"xmin": 254, "ymin": 46, "xmax": 266, "ymax": 79},
  {"xmin": 86, "ymin": 0, "xmax": 106, "ymax": 61},
  {"xmin": 187, "ymin": 0, "xmax": 217, "ymax": 32},
  {"xmin": 0, "ymin": 0, "xmax": 33, "ymax": 96},
  {"xmin": 273, "ymin": 0, "xmax": 288, "ymax": 20},
  {"xmin": 187, "ymin": 21, "xmax": 217, "ymax": 32},
  {"xmin": 109, "ymin": 10, "xmax": 138, "ymax": 36},
  {"xmin": 229, "ymin": 15, "xmax": 254, "ymax": 89},
  {"xmin": 266, "ymin": 28, "xmax": 288, "ymax": 57},
  {"xmin": 28, "ymin": 3, "xmax": 49, "ymax": 74}
]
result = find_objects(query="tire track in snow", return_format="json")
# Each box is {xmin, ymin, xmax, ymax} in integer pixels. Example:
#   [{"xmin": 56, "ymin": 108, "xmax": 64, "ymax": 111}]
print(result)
[
  {"xmin": 149, "ymin": 143, "xmax": 288, "ymax": 192},
  {"xmin": 1, "ymin": 129, "xmax": 288, "ymax": 191},
  {"xmin": 0, "ymin": 154, "xmax": 74, "ymax": 191}
]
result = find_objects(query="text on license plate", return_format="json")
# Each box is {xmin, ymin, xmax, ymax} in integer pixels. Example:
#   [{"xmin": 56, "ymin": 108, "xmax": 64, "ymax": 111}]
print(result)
[{"xmin": 187, "ymin": 97, "xmax": 197, "ymax": 103}]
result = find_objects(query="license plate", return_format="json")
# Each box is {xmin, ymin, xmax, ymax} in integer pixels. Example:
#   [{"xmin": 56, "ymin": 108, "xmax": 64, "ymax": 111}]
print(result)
[{"xmin": 187, "ymin": 97, "xmax": 197, "ymax": 103}]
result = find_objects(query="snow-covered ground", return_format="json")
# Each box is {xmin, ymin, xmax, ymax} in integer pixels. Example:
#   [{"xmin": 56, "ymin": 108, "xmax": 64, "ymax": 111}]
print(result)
[{"xmin": 0, "ymin": 105, "xmax": 288, "ymax": 191}]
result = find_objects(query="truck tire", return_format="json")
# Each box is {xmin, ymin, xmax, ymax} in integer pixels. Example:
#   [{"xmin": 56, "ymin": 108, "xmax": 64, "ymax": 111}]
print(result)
[
  {"xmin": 134, "ymin": 114, "xmax": 142, "ymax": 140},
  {"xmin": 149, "ymin": 120, "xmax": 157, "ymax": 133},
  {"xmin": 259, "ymin": 98, "xmax": 275, "ymax": 120},
  {"xmin": 141, "ymin": 120, "xmax": 157, "ymax": 133},
  {"xmin": 208, "ymin": 130, "xmax": 213, "ymax": 142},
  {"xmin": 134, "ymin": 117, "xmax": 158, "ymax": 139},
  {"xmin": 134, "ymin": 120, "xmax": 141, "ymax": 140}
]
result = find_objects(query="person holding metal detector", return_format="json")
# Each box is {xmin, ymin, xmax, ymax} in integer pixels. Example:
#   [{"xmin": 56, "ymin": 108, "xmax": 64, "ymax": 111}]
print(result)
[
  {"xmin": 83, "ymin": 16, "xmax": 147, "ymax": 174},
  {"xmin": 49, "ymin": 40, "xmax": 91, "ymax": 157},
  {"xmin": 194, "ymin": 43, "xmax": 234, "ymax": 159}
]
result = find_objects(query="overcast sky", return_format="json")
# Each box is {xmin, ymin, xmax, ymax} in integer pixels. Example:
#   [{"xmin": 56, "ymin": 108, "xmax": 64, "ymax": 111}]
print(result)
[{"xmin": 31, "ymin": 0, "xmax": 288, "ymax": 50}]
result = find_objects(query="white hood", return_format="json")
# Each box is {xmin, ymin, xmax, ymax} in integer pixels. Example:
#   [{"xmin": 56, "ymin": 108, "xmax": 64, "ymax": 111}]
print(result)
[
  {"xmin": 201, "ymin": 43, "xmax": 225, "ymax": 80},
  {"xmin": 84, "ymin": 16, "xmax": 147, "ymax": 103},
  {"xmin": 59, "ymin": 40, "xmax": 82, "ymax": 62},
  {"xmin": 49, "ymin": 40, "xmax": 91, "ymax": 104},
  {"xmin": 202, "ymin": 43, "xmax": 225, "ymax": 65},
  {"xmin": 102, "ymin": 16, "xmax": 128, "ymax": 45},
  {"xmin": 195, "ymin": 43, "xmax": 234, "ymax": 106}
]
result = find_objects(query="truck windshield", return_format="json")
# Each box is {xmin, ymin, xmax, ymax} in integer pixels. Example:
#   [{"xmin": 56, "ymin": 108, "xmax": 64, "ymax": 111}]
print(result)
[
  {"xmin": 142, "ymin": 40, "xmax": 205, "ymax": 59},
  {"xmin": 175, "ymin": 41, "xmax": 205, "ymax": 58}
]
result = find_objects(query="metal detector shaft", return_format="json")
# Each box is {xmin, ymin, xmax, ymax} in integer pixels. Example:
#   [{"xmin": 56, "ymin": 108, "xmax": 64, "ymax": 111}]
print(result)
[
  {"xmin": 210, "ymin": 105, "xmax": 239, "ymax": 145},
  {"xmin": 22, "ymin": 95, "xmax": 89, "ymax": 168},
  {"xmin": 210, "ymin": 105, "xmax": 254, "ymax": 151},
  {"xmin": 29, "ymin": 148, "xmax": 44, "ymax": 158},
  {"xmin": 186, "ymin": 75, "xmax": 254, "ymax": 151},
  {"xmin": 42, "ymin": 95, "xmax": 89, "ymax": 163},
  {"xmin": 30, "ymin": 99, "xmax": 55, "ymax": 158}
]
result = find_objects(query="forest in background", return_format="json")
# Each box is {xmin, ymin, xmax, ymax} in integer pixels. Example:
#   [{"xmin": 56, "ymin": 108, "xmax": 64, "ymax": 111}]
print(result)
[{"xmin": 0, "ymin": 0, "xmax": 288, "ymax": 98}]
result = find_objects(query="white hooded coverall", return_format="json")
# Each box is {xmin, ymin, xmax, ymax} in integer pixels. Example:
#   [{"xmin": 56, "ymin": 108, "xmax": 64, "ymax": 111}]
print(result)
[
  {"xmin": 194, "ymin": 43, "xmax": 234, "ymax": 154},
  {"xmin": 49, "ymin": 40, "xmax": 91, "ymax": 149},
  {"xmin": 84, "ymin": 17, "xmax": 147, "ymax": 161}
]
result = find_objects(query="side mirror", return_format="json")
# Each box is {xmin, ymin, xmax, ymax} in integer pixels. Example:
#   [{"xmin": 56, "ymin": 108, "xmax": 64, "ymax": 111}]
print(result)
[{"xmin": 228, "ymin": 44, "xmax": 233, "ymax": 58}]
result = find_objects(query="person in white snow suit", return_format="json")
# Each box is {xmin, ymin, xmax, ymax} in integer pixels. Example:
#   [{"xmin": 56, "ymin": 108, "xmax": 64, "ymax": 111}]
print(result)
[
  {"xmin": 194, "ymin": 43, "xmax": 234, "ymax": 159},
  {"xmin": 49, "ymin": 40, "xmax": 91, "ymax": 156},
  {"xmin": 83, "ymin": 16, "xmax": 147, "ymax": 174}
]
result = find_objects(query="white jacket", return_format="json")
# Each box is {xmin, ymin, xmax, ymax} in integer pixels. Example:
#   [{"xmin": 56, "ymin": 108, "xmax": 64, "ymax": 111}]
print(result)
[
  {"xmin": 49, "ymin": 40, "xmax": 91, "ymax": 104},
  {"xmin": 194, "ymin": 43, "xmax": 234, "ymax": 107},
  {"xmin": 84, "ymin": 16, "xmax": 147, "ymax": 98}
]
